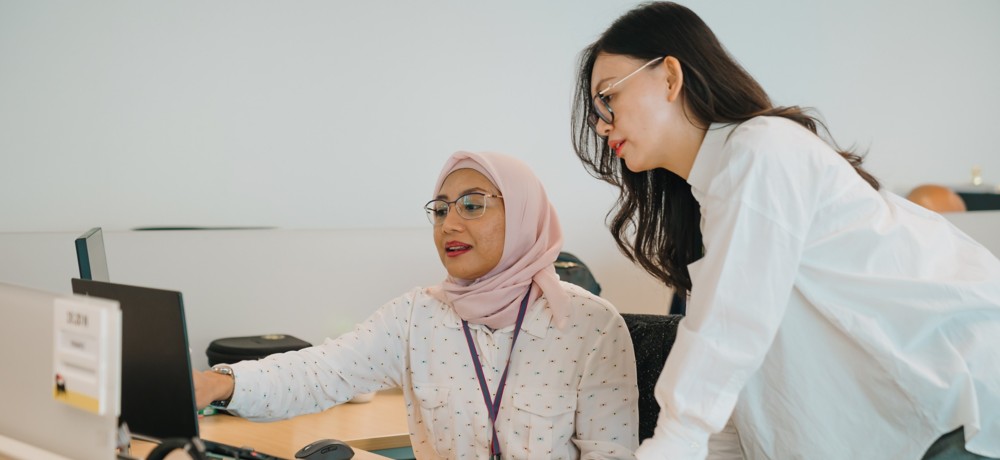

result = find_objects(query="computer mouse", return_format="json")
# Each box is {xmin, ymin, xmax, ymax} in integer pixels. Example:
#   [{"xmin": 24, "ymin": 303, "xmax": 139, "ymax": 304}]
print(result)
[{"xmin": 294, "ymin": 438, "xmax": 354, "ymax": 460}]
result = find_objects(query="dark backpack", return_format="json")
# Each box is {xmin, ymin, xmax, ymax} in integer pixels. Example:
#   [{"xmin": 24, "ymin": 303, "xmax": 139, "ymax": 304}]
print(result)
[{"xmin": 554, "ymin": 251, "xmax": 601, "ymax": 296}]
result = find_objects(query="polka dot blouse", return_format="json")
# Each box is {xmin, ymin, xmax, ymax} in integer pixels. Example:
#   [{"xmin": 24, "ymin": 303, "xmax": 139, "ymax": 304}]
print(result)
[{"xmin": 227, "ymin": 282, "xmax": 639, "ymax": 459}]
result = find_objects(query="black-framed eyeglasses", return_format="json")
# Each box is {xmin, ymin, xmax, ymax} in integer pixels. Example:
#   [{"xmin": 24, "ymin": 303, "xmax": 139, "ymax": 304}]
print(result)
[
  {"xmin": 588, "ymin": 56, "xmax": 665, "ymax": 129},
  {"xmin": 424, "ymin": 192, "xmax": 503, "ymax": 225}
]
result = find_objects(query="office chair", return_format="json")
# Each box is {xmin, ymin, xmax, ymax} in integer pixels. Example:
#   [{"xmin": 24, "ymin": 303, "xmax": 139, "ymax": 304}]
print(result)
[{"xmin": 621, "ymin": 313, "xmax": 683, "ymax": 442}]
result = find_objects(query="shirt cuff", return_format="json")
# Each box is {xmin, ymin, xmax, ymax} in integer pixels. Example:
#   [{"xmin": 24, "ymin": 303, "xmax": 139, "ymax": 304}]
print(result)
[
  {"xmin": 224, "ymin": 360, "xmax": 258, "ymax": 413},
  {"xmin": 635, "ymin": 419, "xmax": 710, "ymax": 460}
]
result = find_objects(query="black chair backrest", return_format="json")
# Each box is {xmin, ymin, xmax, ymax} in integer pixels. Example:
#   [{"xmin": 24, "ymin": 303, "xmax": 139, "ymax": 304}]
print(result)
[{"xmin": 621, "ymin": 313, "xmax": 683, "ymax": 442}]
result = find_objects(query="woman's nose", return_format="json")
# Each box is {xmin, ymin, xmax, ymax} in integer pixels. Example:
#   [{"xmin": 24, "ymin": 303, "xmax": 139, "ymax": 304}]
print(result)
[
  {"xmin": 441, "ymin": 207, "xmax": 464, "ymax": 231},
  {"xmin": 596, "ymin": 119, "xmax": 612, "ymax": 137}
]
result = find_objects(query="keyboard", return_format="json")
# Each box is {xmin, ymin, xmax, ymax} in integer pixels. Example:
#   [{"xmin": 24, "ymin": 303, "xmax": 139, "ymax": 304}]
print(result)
[{"xmin": 202, "ymin": 439, "xmax": 288, "ymax": 460}]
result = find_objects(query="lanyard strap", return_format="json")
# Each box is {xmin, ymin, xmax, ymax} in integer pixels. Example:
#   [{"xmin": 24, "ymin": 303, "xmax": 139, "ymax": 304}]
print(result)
[{"xmin": 462, "ymin": 286, "xmax": 532, "ymax": 460}]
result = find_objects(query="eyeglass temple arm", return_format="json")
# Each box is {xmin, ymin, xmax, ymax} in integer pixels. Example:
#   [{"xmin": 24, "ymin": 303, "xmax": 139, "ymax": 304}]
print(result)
[{"xmin": 600, "ymin": 56, "xmax": 665, "ymax": 96}]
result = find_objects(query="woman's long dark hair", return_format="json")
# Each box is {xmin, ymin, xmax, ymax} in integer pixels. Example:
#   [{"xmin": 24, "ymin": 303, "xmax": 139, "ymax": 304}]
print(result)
[{"xmin": 571, "ymin": 1, "xmax": 879, "ymax": 293}]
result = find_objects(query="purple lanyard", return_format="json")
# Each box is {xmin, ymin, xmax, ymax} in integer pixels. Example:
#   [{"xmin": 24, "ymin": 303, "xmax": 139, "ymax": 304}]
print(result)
[{"xmin": 462, "ymin": 286, "xmax": 532, "ymax": 460}]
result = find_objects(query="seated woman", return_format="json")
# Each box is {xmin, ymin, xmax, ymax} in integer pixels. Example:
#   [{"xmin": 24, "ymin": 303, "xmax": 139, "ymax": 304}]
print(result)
[{"xmin": 194, "ymin": 151, "xmax": 639, "ymax": 459}]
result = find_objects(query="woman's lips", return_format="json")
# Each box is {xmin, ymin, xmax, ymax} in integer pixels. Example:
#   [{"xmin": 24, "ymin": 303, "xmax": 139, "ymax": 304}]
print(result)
[
  {"xmin": 445, "ymin": 242, "xmax": 472, "ymax": 257},
  {"xmin": 610, "ymin": 140, "xmax": 626, "ymax": 157}
]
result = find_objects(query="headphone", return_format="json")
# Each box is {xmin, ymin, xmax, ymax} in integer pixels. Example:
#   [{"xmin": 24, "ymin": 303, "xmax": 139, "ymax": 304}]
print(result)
[{"xmin": 145, "ymin": 437, "xmax": 207, "ymax": 460}]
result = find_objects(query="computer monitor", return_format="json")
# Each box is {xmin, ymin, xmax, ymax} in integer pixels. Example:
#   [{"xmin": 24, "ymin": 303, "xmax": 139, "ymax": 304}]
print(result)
[
  {"xmin": 0, "ymin": 282, "xmax": 121, "ymax": 460},
  {"xmin": 71, "ymin": 278, "xmax": 200, "ymax": 440},
  {"xmin": 76, "ymin": 227, "xmax": 110, "ymax": 282}
]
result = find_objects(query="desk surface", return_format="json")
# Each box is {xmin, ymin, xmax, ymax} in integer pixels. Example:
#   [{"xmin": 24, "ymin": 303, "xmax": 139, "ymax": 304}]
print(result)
[{"xmin": 133, "ymin": 389, "xmax": 409, "ymax": 460}]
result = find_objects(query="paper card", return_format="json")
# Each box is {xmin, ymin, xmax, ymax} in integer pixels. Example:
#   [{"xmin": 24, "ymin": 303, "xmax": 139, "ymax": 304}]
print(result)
[{"xmin": 53, "ymin": 297, "xmax": 118, "ymax": 415}]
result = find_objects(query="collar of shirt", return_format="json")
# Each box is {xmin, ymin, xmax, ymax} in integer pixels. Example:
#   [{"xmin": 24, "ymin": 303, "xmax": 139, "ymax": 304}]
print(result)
[
  {"xmin": 687, "ymin": 121, "xmax": 739, "ymax": 194},
  {"xmin": 439, "ymin": 296, "xmax": 551, "ymax": 339}
]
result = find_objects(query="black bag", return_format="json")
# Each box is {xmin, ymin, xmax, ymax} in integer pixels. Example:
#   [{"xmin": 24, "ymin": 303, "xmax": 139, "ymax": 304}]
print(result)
[
  {"xmin": 206, "ymin": 334, "xmax": 311, "ymax": 366},
  {"xmin": 554, "ymin": 251, "xmax": 601, "ymax": 296}
]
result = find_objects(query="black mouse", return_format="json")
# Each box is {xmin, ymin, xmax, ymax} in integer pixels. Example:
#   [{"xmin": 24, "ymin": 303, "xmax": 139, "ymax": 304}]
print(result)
[{"xmin": 294, "ymin": 438, "xmax": 354, "ymax": 460}]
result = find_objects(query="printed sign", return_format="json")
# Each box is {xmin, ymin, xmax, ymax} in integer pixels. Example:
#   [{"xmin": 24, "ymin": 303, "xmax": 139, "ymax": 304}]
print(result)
[{"xmin": 53, "ymin": 298, "xmax": 117, "ymax": 415}]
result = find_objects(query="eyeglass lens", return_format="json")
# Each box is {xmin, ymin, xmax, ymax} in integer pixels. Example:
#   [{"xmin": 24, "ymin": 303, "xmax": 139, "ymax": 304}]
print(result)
[
  {"xmin": 425, "ymin": 193, "xmax": 491, "ymax": 225},
  {"xmin": 590, "ymin": 95, "xmax": 614, "ymax": 127}
]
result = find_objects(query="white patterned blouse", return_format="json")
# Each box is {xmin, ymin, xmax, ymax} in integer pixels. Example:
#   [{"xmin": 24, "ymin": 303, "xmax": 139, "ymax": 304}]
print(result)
[{"xmin": 227, "ymin": 281, "xmax": 639, "ymax": 460}]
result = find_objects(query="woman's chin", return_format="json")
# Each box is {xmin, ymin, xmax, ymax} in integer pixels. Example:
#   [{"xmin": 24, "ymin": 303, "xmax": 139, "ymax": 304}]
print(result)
[
  {"xmin": 444, "ymin": 268, "xmax": 481, "ymax": 282},
  {"xmin": 444, "ymin": 263, "xmax": 497, "ymax": 282},
  {"xmin": 622, "ymin": 156, "xmax": 650, "ymax": 173}
]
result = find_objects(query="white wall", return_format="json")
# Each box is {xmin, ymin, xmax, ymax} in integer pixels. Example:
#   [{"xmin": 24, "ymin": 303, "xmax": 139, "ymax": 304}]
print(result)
[
  {"xmin": 1, "ymin": 2, "xmax": 999, "ymax": 367},
  {"xmin": 1, "ymin": 1, "xmax": 998, "ymax": 234}
]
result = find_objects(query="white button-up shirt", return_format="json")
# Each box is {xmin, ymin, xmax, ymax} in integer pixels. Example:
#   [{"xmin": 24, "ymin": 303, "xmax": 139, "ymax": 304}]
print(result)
[
  {"xmin": 636, "ymin": 117, "xmax": 1000, "ymax": 459},
  {"xmin": 228, "ymin": 282, "xmax": 639, "ymax": 459}
]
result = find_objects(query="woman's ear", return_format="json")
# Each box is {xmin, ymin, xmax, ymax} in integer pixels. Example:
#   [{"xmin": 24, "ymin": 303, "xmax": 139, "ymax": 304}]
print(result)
[{"xmin": 663, "ymin": 56, "xmax": 684, "ymax": 102}]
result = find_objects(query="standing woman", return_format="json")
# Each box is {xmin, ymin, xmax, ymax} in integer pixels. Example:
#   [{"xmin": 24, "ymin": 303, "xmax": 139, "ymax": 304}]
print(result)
[{"xmin": 571, "ymin": 2, "xmax": 1000, "ymax": 459}]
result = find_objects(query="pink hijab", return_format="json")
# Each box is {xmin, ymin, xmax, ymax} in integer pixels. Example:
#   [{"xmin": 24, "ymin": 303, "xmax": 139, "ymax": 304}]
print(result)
[{"xmin": 428, "ymin": 151, "xmax": 569, "ymax": 330}]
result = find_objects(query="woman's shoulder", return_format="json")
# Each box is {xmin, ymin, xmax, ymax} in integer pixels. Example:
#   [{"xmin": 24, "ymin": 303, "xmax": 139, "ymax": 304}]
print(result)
[
  {"xmin": 552, "ymin": 281, "xmax": 623, "ymax": 317},
  {"xmin": 363, "ymin": 287, "xmax": 459, "ymax": 332},
  {"xmin": 378, "ymin": 286, "xmax": 450, "ymax": 314},
  {"xmin": 726, "ymin": 116, "xmax": 820, "ymax": 154},
  {"xmin": 714, "ymin": 116, "xmax": 840, "ymax": 178}
]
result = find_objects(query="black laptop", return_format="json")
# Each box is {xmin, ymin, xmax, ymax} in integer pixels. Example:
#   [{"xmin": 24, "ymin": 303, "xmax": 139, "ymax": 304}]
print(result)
[{"xmin": 71, "ymin": 278, "xmax": 199, "ymax": 440}]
